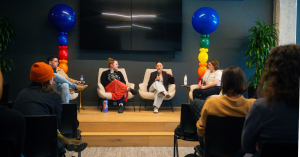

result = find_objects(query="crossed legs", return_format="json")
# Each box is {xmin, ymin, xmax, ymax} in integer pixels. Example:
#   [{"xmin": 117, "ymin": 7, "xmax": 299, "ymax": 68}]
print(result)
[{"xmin": 149, "ymin": 81, "xmax": 169, "ymax": 112}]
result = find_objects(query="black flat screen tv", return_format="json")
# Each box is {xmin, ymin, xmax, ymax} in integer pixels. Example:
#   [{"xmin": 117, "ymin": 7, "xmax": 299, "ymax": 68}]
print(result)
[{"xmin": 80, "ymin": 0, "xmax": 182, "ymax": 51}]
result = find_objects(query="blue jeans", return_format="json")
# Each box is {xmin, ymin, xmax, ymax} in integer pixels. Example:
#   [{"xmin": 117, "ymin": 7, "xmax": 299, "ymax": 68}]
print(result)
[
  {"xmin": 54, "ymin": 73, "xmax": 77, "ymax": 103},
  {"xmin": 118, "ymin": 95, "xmax": 125, "ymax": 105}
]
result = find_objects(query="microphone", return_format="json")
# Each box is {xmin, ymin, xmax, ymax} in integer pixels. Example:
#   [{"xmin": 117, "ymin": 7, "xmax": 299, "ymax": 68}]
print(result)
[{"xmin": 158, "ymin": 70, "xmax": 160, "ymax": 76}]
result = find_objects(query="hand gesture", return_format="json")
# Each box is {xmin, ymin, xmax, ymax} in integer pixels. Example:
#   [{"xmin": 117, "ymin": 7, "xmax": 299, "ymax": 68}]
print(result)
[
  {"xmin": 166, "ymin": 71, "xmax": 173, "ymax": 77},
  {"xmin": 76, "ymin": 81, "xmax": 82, "ymax": 85},
  {"xmin": 155, "ymin": 75, "xmax": 161, "ymax": 81}
]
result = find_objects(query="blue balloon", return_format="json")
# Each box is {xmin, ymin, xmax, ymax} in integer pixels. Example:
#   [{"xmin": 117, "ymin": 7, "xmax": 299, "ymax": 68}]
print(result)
[
  {"xmin": 48, "ymin": 4, "xmax": 76, "ymax": 32},
  {"xmin": 192, "ymin": 7, "xmax": 219, "ymax": 34},
  {"xmin": 58, "ymin": 34, "xmax": 68, "ymax": 46}
]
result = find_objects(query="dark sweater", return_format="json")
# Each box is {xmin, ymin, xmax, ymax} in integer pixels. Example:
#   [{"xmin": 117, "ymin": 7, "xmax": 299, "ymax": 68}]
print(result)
[
  {"xmin": 13, "ymin": 82, "xmax": 62, "ymax": 127},
  {"xmin": 147, "ymin": 70, "xmax": 175, "ymax": 91},
  {"xmin": 242, "ymin": 98, "xmax": 299, "ymax": 155},
  {"xmin": 0, "ymin": 105, "xmax": 25, "ymax": 157},
  {"xmin": 101, "ymin": 69, "xmax": 126, "ymax": 87}
]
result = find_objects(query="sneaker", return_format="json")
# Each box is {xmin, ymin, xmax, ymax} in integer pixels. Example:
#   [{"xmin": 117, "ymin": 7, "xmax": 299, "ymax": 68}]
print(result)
[
  {"xmin": 165, "ymin": 94, "xmax": 171, "ymax": 99},
  {"xmin": 65, "ymin": 142, "xmax": 88, "ymax": 152},
  {"xmin": 118, "ymin": 105, "xmax": 123, "ymax": 113},
  {"xmin": 163, "ymin": 92, "xmax": 171, "ymax": 98},
  {"xmin": 129, "ymin": 88, "xmax": 138, "ymax": 95},
  {"xmin": 75, "ymin": 85, "xmax": 88, "ymax": 92},
  {"xmin": 158, "ymin": 92, "xmax": 165, "ymax": 98},
  {"xmin": 154, "ymin": 107, "xmax": 158, "ymax": 113}
]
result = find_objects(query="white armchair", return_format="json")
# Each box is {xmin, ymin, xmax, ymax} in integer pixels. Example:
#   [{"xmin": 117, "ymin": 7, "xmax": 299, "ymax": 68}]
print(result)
[
  {"xmin": 97, "ymin": 68, "xmax": 136, "ymax": 111},
  {"xmin": 139, "ymin": 69, "xmax": 176, "ymax": 112}
]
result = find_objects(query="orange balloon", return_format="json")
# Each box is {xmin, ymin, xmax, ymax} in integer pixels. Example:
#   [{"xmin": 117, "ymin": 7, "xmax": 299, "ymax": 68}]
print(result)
[
  {"xmin": 58, "ymin": 63, "xmax": 68, "ymax": 73},
  {"xmin": 199, "ymin": 63, "xmax": 208, "ymax": 67},
  {"xmin": 198, "ymin": 66, "xmax": 207, "ymax": 77}
]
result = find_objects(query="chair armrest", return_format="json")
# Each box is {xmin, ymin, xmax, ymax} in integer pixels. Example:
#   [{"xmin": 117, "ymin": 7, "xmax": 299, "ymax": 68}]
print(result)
[
  {"xmin": 190, "ymin": 84, "xmax": 200, "ymax": 92},
  {"xmin": 189, "ymin": 84, "xmax": 200, "ymax": 100},
  {"xmin": 168, "ymin": 84, "xmax": 176, "ymax": 92},
  {"xmin": 139, "ymin": 83, "xmax": 147, "ymax": 92},
  {"xmin": 127, "ymin": 82, "xmax": 135, "ymax": 89},
  {"xmin": 98, "ymin": 83, "xmax": 105, "ymax": 91}
]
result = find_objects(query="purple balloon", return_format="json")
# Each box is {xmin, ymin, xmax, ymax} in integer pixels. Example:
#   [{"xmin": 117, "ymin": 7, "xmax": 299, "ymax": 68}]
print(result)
[
  {"xmin": 48, "ymin": 4, "xmax": 76, "ymax": 32},
  {"xmin": 192, "ymin": 7, "xmax": 219, "ymax": 34}
]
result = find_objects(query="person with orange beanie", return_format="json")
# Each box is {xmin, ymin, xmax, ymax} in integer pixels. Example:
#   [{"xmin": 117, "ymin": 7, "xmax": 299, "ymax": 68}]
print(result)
[{"xmin": 13, "ymin": 62, "xmax": 87, "ymax": 157}]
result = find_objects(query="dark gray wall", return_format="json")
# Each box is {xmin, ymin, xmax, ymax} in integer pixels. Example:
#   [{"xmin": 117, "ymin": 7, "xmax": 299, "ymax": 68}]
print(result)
[
  {"xmin": 0, "ymin": 0, "xmax": 273, "ymax": 106},
  {"xmin": 297, "ymin": 0, "xmax": 300, "ymax": 44}
]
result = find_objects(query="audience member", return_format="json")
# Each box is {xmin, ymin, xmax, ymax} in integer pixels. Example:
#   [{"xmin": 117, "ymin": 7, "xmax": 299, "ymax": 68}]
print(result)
[
  {"xmin": 47, "ymin": 55, "xmax": 88, "ymax": 103},
  {"xmin": 0, "ymin": 70, "xmax": 26, "ymax": 157},
  {"xmin": 147, "ymin": 61, "xmax": 175, "ymax": 113},
  {"xmin": 100, "ymin": 58, "xmax": 137, "ymax": 113},
  {"xmin": 193, "ymin": 59, "xmax": 222, "ymax": 100},
  {"xmin": 241, "ymin": 44, "xmax": 299, "ymax": 156},
  {"xmin": 13, "ymin": 62, "xmax": 87, "ymax": 157},
  {"xmin": 196, "ymin": 66, "xmax": 256, "ymax": 151}
]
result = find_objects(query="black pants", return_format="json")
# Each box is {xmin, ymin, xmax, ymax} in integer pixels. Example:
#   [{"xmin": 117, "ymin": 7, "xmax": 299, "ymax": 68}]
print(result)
[{"xmin": 193, "ymin": 86, "xmax": 221, "ymax": 100}]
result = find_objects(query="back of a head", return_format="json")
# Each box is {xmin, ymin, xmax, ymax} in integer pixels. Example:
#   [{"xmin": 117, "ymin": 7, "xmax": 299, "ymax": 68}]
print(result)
[
  {"xmin": 221, "ymin": 66, "xmax": 247, "ymax": 96},
  {"xmin": 30, "ymin": 62, "xmax": 57, "ymax": 93},
  {"xmin": 107, "ymin": 58, "xmax": 116, "ymax": 68},
  {"xmin": 258, "ymin": 44, "xmax": 300, "ymax": 106}
]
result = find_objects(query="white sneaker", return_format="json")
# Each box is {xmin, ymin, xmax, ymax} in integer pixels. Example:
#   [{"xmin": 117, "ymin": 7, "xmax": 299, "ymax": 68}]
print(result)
[
  {"xmin": 154, "ymin": 107, "xmax": 159, "ymax": 113},
  {"xmin": 158, "ymin": 92, "xmax": 164, "ymax": 98}
]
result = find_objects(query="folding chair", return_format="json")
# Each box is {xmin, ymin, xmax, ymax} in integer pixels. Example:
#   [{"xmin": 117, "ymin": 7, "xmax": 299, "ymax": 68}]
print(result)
[
  {"xmin": 174, "ymin": 104, "xmax": 198, "ymax": 157},
  {"xmin": 60, "ymin": 103, "xmax": 83, "ymax": 157},
  {"xmin": 194, "ymin": 116, "xmax": 245, "ymax": 157},
  {"xmin": 23, "ymin": 115, "xmax": 58, "ymax": 157}
]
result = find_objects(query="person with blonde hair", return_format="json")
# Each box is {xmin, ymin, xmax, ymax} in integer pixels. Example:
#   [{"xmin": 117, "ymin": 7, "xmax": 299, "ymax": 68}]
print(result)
[
  {"xmin": 13, "ymin": 62, "xmax": 87, "ymax": 157},
  {"xmin": 242, "ymin": 44, "xmax": 299, "ymax": 156},
  {"xmin": 100, "ymin": 58, "xmax": 137, "ymax": 113}
]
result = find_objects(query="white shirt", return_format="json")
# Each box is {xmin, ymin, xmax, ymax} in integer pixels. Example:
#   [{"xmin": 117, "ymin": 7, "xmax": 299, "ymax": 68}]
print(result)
[{"xmin": 203, "ymin": 70, "xmax": 222, "ymax": 86}]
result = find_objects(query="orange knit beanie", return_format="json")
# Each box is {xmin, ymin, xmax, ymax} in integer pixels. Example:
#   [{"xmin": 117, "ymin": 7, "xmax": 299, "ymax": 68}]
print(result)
[{"xmin": 30, "ymin": 62, "xmax": 54, "ymax": 83}]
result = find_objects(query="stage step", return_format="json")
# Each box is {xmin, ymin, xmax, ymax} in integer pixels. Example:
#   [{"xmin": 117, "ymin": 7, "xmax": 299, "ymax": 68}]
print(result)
[
  {"xmin": 81, "ymin": 132, "xmax": 198, "ymax": 147},
  {"xmin": 79, "ymin": 122, "xmax": 179, "ymax": 132},
  {"xmin": 78, "ymin": 107, "xmax": 197, "ymax": 146}
]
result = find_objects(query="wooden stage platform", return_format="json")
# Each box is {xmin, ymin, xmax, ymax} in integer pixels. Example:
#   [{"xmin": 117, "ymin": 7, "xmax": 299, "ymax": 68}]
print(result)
[{"xmin": 78, "ymin": 106, "xmax": 198, "ymax": 147}]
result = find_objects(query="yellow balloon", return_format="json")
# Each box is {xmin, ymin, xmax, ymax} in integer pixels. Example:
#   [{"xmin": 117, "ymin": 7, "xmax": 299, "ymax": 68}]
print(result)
[
  {"xmin": 199, "ymin": 48, "xmax": 208, "ymax": 53},
  {"xmin": 198, "ymin": 52, "xmax": 208, "ymax": 63}
]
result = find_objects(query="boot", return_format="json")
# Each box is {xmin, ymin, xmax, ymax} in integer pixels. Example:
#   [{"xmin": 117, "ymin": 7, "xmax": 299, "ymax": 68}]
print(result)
[
  {"xmin": 129, "ymin": 88, "xmax": 138, "ymax": 95},
  {"xmin": 74, "ymin": 85, "xmax": 88, "ymax": 92},
  {"xmin": 58, "ymin": 133, "xmax": 88, "ymax": 152}
]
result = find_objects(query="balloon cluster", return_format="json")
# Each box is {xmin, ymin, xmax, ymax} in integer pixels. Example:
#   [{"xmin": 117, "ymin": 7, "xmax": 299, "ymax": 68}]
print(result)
[
  {"xmin": 192, "ymin": 7, "xmax": 219, "ymax": 82},
  {"xmin": 48, "ymin": 4, "xmax": 76, "ymax": 73}
]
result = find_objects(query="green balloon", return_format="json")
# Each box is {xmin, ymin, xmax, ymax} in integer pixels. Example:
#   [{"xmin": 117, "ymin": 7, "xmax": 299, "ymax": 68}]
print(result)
[{"xmin": 200, "ymin": 38, "xmax": 210, "ymax": 48}]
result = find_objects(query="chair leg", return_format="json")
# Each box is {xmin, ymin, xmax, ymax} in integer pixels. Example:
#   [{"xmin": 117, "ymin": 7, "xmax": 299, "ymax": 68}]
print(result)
[
  {"xmin": 170, "ymin": 99, "xmax": 174, "ymax": 112},
  {"xmin": 174, "ymin": 134, "xmax": 179, "ymax": 157},
  {"xmin": 132, "ymin": 99, "xmax": 135, "ymax": 111},
  {"xmin": 100, "ymin": 98, "xmax": 103, "ymax": 112},
  {"xmin": 145, "ymin": 100, "xmax": 147, "ymax": 108},
  {"xmin": 98, "ymin": 98, "xmax": 101, "ymax": 108},
  {"xmin": 139, "ymin": 98, "xmax": 142, "ymax": 111}
]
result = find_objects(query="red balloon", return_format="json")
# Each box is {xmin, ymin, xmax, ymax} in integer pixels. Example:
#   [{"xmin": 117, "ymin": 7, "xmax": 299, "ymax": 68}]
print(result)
[{"xmin": 58, "ymin": 49, "xmax": 69, "ymax": 60}]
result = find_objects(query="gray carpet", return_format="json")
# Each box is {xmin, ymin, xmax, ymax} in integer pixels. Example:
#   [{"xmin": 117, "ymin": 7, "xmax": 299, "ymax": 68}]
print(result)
[{"xmin": 66, "ymin": 146, "xmax": 194, "ymax": 157}]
